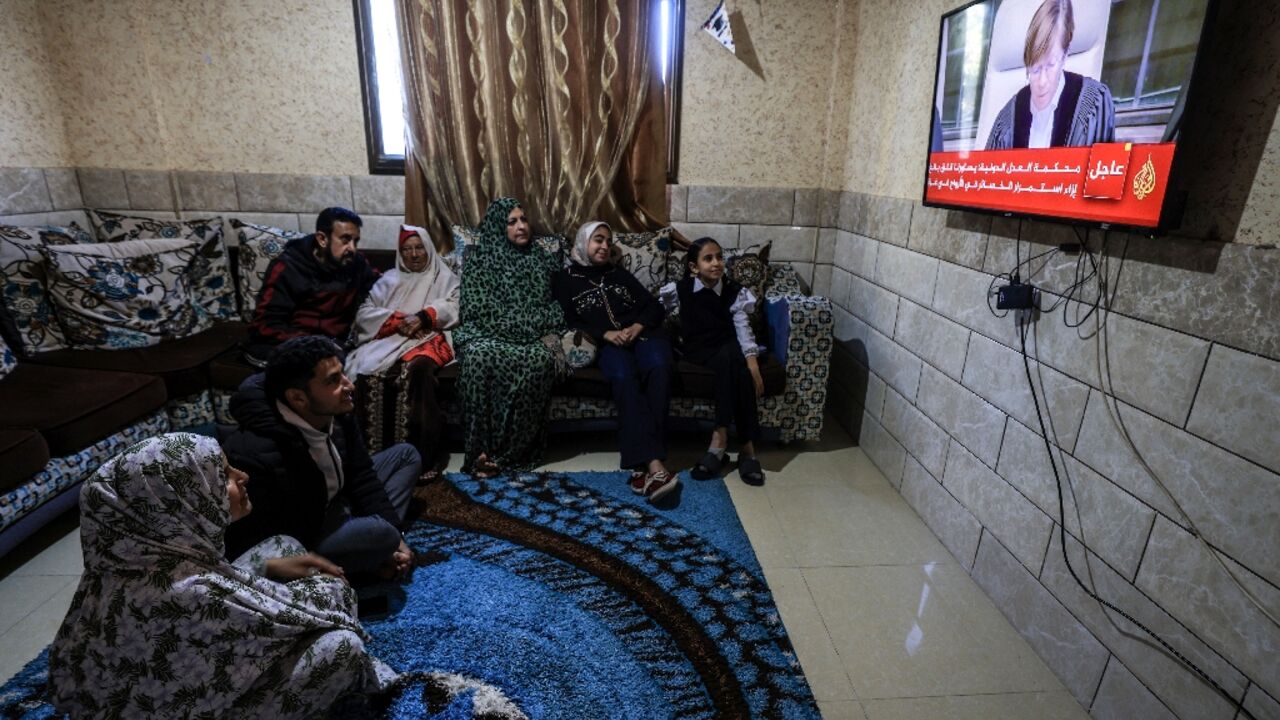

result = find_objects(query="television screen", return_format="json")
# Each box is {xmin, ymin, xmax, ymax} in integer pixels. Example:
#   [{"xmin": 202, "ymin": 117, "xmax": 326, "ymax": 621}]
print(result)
[{"xmin": 923, "ymin": 0, "xmax": 1213, "ymax": 229}]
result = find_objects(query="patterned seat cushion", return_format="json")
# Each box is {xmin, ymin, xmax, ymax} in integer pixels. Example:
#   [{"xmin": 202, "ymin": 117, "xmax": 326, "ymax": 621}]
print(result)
[{"xmin": 0, "ymin": 364, "xmax": 166, "ymax": 456}]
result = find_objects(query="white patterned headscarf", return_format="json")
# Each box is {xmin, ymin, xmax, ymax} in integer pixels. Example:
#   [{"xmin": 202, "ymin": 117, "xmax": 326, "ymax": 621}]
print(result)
[
  {"xmin": 48, "ymin": 433, "xmax": 393, "ymax": 719},
  {"xmin": 571, "ymin": 221, "xmax": 612, "ymax": 266}
]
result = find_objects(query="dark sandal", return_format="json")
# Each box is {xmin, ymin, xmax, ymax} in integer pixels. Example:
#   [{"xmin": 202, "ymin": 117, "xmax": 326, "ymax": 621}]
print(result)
[
  {"xmin": 738, "ymin": 456, "xmax": 765, "ymax": 486},
  {"xmin": 690, "ymin": 451, "xmax": 726, "ymax": 480}
]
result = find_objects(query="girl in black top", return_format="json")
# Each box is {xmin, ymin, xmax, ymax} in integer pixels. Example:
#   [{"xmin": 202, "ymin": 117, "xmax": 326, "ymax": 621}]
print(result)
[
  {"xmin": 658, "ymin": 237, "xmax": 766, "ymax": 485},
  {"xmin": 552, "ymin": 222, "xmax": 678, "ymax": 503}
]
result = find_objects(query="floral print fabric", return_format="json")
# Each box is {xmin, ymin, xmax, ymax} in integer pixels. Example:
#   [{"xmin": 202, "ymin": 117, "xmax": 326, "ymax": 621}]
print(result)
[
  {"xmin": 0, "ymin": 224, "xmax": 85, "ymax": 354},
  {"xmin": 231, "ymin": 220, "xmax": 307, "ymax": 321},
  {"xmin": 89, "ymin": 211, "xmax": 238, "ymax": 322},
  {"xmin": 0, "ymin": 333, "xmax": 15, "ymax": 380},
  {"xmin": 39, "ymin": 238, "xmax": 210, "ymax": 349},
  {"xmin": 48, "ymin": 433, "xmax": 394, "ymax": 719}
]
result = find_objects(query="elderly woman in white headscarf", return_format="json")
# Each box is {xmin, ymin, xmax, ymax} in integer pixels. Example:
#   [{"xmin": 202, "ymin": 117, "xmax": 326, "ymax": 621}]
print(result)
[
  {"xmin": 346, "ymin": 225, "xmax": 460, "ymax": 473},
  {"xmin": 48, "ymin": 433, "xmax": 398, "ymax": 719},
  {"xmin": 551, "ymin": 221, "xmax": 677, "ymax": 504}
]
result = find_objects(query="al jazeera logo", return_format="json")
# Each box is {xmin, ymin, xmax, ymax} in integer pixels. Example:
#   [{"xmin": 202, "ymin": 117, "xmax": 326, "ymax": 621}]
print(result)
[{"xmin": 1132, "ymin": 155, "xmax": 1157, "ymax": 200}]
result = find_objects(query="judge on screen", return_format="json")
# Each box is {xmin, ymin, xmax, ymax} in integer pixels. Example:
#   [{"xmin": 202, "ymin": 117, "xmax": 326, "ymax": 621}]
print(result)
[{"xmin": 985, "ymin": 0, "xmax": 1115, "ymax": 150}]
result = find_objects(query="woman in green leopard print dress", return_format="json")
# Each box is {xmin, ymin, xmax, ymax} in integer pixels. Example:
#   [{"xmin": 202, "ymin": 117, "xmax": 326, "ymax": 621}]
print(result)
[{"xmin": 454, "ymin": 197, "xmax": 565, "ymax": 475}]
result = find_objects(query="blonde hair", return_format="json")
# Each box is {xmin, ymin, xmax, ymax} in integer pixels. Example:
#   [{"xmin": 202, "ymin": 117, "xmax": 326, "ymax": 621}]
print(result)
[{"xmin": 1024, "ymin": 0, "xmax": 1074, "ymax": 68}]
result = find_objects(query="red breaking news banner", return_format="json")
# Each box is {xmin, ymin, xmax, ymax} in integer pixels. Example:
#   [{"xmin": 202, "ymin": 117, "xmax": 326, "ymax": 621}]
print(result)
[{"xmin": 925, "ymin": 142, "xmax": 1175, "ymax": 227}]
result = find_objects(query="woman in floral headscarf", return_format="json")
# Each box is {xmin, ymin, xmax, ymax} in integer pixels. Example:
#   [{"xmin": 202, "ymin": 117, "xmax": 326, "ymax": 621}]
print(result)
[
  {"xmin": 346, "ymin": 225, "xmax": 460, "ymax": 471},
  {"xmin": 48, "ymin": 433, "xmax": 397, "ymax": 719},
  {"xmin": 453, "ymin": 197, "xmax": 564, "ymax": 476}
]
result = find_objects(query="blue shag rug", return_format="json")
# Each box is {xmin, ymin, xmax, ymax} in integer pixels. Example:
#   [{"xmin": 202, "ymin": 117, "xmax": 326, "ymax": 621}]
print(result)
[{"xmin": 0, "ymin": 471, "xmax": 819, "ymax": 719}]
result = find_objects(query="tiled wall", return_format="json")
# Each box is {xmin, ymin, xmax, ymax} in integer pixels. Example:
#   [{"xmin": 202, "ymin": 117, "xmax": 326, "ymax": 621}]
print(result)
[
  {"xmin": 814, "ymin": 189, "xmax": 1280, "ymax": 720},
  {"xmin": 668, "ymin": 184, "xmax": 825, "ymax": 289},
  {"xmin": 0, "ymin": 167, "xmax": 406, "ymax": 250}
]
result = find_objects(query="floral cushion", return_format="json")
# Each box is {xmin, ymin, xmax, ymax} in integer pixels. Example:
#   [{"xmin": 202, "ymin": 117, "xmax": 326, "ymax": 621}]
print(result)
[
  {"xmin": 561, "ymin": 329, "xmax": 598, "ymax": 369},
  {"xmin": 0, "ymin": 224, "xmax": 90, "ymax": 354},
  {"xmin": 607, "ymin": 227, "xmax": 676, "ymax": 296},
  {"xmin": 39, "ymin": 238, "xmax": 209, "ymax": 349},
  {"xmin": 231, "ymin": 220, "xmax": 307, "ymax": 321},
  {"xmin": 88, "ymin": 211, "xmax": 237, "ymax": 322},
  {"xmin": 0, "ymin": 333, "xmax": 15, "ymax": 380},
  {"xmin": 725, "ymin": 242, "xmax": 772, "ymax": 336}
]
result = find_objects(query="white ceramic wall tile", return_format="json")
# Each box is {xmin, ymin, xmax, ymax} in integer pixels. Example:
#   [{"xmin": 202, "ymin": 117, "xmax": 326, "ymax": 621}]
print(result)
[
  {"xmin": 970, "ymin": 532, "xmax": 1109, "ymax": 705},
  {"xmin": 900, "ymin": 457, "xmax": 982, "ymax": 569},
  {"xmin": 834, "ymin": 230, "xmax": 878, "ymax": 279},
  {"xmin": 1073, "ymin": 392, "xmax": 1280, "ymax": 585},
  {"xmin": 848, "ymin": 273, "xmax": 899, "ymax": 337},
  {"xmin": 1186, "ymin": 344, "xmax": 1280, "ymax": 473},
  {"xmin": 942, "ymin": 440, "xmax": 1053, "ymax": 572},
  {"xmin": 739, "ymin": 224, "xmax": 818, "ymax": 262},
  {"xmin": 873, "ymin": 243, "xmax": 939, "ymax": 308},
  {"xmin": 914, "ymin": 364, "xmax": 1006, "ymax": 468},
  {"xmin": 882, "ymin": 388, "xmax": 949, "ymax": 478},
  {"xmin": 859, "ymin": 411, "xmax": 906, "ymax": 489},
  {"xmin": 893, "ymin": 299, "xmax": 969, "ymax": 381},
  {"xmin": 1042, "ymin": 532, "xmax": 1249, "ymax": 719},
  {"xmin": 1030, "ymin": 307, "xmax": 1212, "ymax": 426},
  {"xmin": 1089, "ymin": 659, "xmax": 1179, "ymax": 720},
  {"xmin": 1134, "ymin": 518, "xmax": 1280, "ymax": 699},
  {"xmin": 961, "ymin": 333, "xmax": 1091, "ymax": 451}
]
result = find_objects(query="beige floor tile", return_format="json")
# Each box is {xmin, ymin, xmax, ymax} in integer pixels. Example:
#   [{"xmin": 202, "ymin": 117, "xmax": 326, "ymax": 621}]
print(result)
[
  {"xmin": 0, "ymin": 577, "xmax": 77, "ymax": 684},
  {"xmin": 804, "ymin": 564, "xmax": 1065, "ymax": 699},
  {"xmin": 819, "ymin": 699, "xmax": 870, "ymax": 719},
  {"xmin": 764, "ymin": 567, "xmax": 859, "ymax": 702},
  {"xmin": 729, "ymin": 486, "xmax": 800, "ymax": 569},
  {"xmin": 0, "ymin": 574, "xmax": 75, "ymax": 637},
  {"xmin": 768, "ymin": 481, "xmax": 953, "ymax": 568},
  {"xmin": 8, "ymin": 526, "xmax": 83, "ymax": 577},
  {"xmin": 861, "ymin": 692, "xmax": 1090, "ymax": 720}
]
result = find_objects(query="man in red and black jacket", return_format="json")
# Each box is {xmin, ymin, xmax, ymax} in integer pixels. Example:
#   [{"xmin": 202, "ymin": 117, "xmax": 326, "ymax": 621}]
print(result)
[{"xmin": 244, "ymin": 207, "xmax": 380, "ymax": 367}]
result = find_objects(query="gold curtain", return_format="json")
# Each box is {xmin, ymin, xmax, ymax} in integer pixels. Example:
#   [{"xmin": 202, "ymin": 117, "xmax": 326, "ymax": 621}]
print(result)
[{"xmin": 398, "ymin": 0, "xmax": 668, "ymax": 247}]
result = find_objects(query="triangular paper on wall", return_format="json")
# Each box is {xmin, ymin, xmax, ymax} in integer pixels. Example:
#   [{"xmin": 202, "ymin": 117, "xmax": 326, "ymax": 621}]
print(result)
[{"xmin": 702, "ymin": 0, "xmax": 735, "ymax": 54}]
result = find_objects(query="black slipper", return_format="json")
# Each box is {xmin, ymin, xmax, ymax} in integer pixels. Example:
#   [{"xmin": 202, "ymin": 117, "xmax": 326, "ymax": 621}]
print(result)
[
  {"xmin": 738, "ymin": 456, "xmax": 765, "ymax": 486},
  {"xmin": 690, "ymin": 451, "xmax": 726, "ymax": 480}
]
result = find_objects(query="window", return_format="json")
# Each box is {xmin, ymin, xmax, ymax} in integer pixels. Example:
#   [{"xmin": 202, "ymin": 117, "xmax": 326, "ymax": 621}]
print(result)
[
  {"xmin": 354, "ymin": 0, "xmax": 685, "ymax": 179},
  {"xmin": 354, "ymin": 0, "xmax": 406, "ymax": 174}
]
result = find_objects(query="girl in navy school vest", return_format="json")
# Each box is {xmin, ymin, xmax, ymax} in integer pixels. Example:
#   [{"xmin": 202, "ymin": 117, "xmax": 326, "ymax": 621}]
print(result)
[{"xmin": 658, "ymin": 237, "xmax": 766, "ymax": 485}]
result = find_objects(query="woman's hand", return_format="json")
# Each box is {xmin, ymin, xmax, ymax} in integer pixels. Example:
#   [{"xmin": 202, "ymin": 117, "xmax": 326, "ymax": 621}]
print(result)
[
  {"xmin": 746, "ymin": 355, "xmax": 765, "ymax": 397},
  {"xmin": 265, "ymin": 553, "xmax": 345, "ymax": 582},
  {"xmin": 399, "ymin": 315, "xmax": 424, "ymax": 337},
  {"xmin": 621, "ymin": 323, "xmax": 645, "ymax": 345},
  {"xmin": 603, "ymin": 330, "xmax": 627, "ymax": 346}
]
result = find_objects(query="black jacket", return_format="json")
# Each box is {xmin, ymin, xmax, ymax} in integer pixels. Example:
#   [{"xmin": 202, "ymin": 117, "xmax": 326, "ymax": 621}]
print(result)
[
  {"xmin": 245, "ymin": 235, "xmax": 379, "ymax": 362},
  {"xmin": 551, "ymin": 264, "xmax": 665, "ymax": 343},
  {"xmin": 218, "ymin": 373, "xmax": 399, "ymax": 560}
]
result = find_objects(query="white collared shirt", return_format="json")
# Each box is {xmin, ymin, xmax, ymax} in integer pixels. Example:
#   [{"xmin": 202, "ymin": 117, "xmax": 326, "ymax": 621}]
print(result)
[
  {"xmin": 1028, "ymin": 72, "xmax": 1066, "ymax": 149},
  {"xmin": 658, "ymin": 278, "xmax": 762, "ymax": 357},
  {"xmin": 276, "ymin": 400, "xmax": 344, "ymax": 501}
]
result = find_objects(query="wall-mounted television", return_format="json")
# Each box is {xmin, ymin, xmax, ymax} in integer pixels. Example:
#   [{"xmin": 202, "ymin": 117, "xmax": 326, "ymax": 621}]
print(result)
[{"xmin": 923, "ymin": 0, "xmax": 1215, "ymax": 230}]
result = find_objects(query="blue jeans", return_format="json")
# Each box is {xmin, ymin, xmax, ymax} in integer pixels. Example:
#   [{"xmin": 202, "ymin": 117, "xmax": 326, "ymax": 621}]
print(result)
[
  {"xmin": 314, "ymin": 443, "xmax": 420, "ymax": 574},
  {"xmin": 598, "ymin": 334, "xmax": 673, "ymax": 469}
]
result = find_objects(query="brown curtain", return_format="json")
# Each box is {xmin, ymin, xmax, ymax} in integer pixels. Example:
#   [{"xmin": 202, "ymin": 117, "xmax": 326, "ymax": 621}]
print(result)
[{"xmin": 398, "ymin": 0, "xmax": 668, "ymax": 247}]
